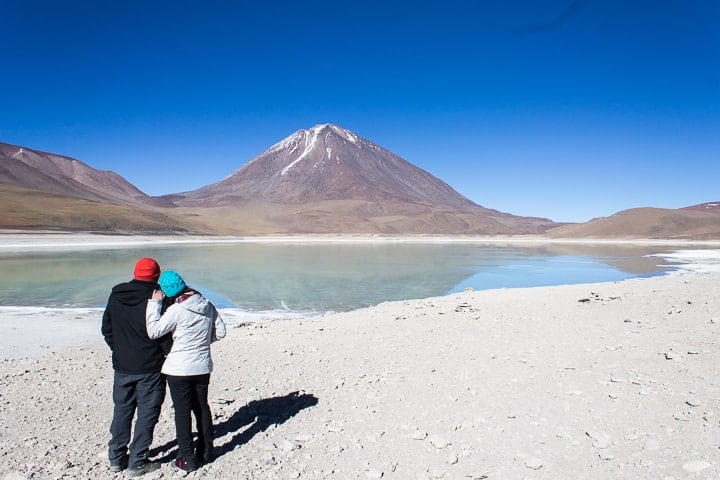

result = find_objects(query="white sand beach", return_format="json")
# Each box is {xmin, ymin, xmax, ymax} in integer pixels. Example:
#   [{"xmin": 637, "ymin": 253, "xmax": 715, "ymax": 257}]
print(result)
[{"xmin": 0, "ymin": 237, "xmax": 719, "ymax": 479}]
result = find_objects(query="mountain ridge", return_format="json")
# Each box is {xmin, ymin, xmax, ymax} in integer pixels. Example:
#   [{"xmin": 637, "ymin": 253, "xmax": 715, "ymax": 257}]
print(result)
[{"xmin": 1, "ymin": 126, "xmax": 718, "ymax": 238}]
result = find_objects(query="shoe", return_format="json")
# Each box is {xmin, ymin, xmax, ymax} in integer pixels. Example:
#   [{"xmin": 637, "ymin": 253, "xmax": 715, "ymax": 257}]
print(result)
[
  {"xmin": 173, "ymin": 457, "xmax": 198, "ymax": 473},
  {"xmin": 126, "ymin": 461, "xmax": 160, "ymax": 477},
  {"xmin": 196, "ymin": 445, "xmax": 214, "ymax": 464},
  {"xmin": 109, "ymin": 463, "xmax": 127, "ymax": 472}
]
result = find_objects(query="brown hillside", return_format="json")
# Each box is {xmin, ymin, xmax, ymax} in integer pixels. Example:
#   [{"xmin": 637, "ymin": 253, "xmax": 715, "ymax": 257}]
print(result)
[
  {"xmin": 175, "ymin": 199, "xmax": 556, "ymax": 235},
  {"xmin": 0, "ymin": 184, "xmax": 209, "ymax": 233},
  {"xmin": 0, "ymin": 141, "xmax": 173, "ymax": 207},
  {"xmin": 547, "ymin": 207, "xmax": 720, "ymax": 240}
]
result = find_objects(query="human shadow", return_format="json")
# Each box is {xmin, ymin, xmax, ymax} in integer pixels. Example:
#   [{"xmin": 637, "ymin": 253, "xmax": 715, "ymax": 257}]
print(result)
[
  {"xmin": 149, "ymin": 391, "xmax": 318, "ymax": 463},
  {"xmin": 214, "ymin": 390, "xmax": 318, "ymax": 458}
]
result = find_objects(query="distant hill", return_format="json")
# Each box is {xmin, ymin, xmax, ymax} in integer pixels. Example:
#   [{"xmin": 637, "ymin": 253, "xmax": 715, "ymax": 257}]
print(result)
[
  {"xmin": 547, "ymin": 206, "xmax": 720, "ymax": 240},
  {"xmin": 164, "ymin": 124, "xmax": 556, "ymax": 234},
  {"xmin": 0, "ymin": 141, "xmax": 172, "ymax": 207},
  {"xmin": 0, "ymin": 184, "xmax": 205, "ymax": 233},
  {"xmin": 0, "ymin": 142, "xmax": 198, "ymax": 233}
]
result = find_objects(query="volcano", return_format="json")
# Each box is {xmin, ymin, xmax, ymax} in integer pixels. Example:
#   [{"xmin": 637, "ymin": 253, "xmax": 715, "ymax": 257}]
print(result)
[{"xmin": 167, "ymin": 124, "xmax": 556, "ymax": 234}]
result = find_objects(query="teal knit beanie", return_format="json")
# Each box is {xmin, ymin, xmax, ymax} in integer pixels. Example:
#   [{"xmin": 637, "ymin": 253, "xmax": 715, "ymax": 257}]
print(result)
[{"xmin": 158, "ymin": 270, "xmax": 186, "ymax": 297}]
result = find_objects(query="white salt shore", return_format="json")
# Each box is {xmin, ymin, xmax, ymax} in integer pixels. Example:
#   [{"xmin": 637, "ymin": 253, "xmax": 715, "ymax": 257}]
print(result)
[{"xmin": 0, "ymin": 238, "xmax": 719, "ymax": 479}]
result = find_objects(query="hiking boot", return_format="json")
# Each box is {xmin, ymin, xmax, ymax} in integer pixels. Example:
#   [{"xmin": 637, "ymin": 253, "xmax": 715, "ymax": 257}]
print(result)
[
  {"xmin": 109, "ymin": 462, "xmax": 127, "ymax": 472},
  {"xmin": 109, "ymin": 454, "xmax": 128, "ymax": 472},
  {"xmin": 126, "ymin": 461, "xmax": 160, "ymax": 477},
  {"xmin": 173, "ymin": 457, "xmax": 198, "ymax": 473}
]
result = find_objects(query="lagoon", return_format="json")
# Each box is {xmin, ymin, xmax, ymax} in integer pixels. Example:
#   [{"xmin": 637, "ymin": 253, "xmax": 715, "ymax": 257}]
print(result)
[{"xmin": 0, "ymin": 242, "xmax": 687, "ymax": 314}]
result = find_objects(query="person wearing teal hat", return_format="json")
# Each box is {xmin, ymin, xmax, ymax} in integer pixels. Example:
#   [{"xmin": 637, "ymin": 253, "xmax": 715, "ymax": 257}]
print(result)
[{"xmin": 145, "ymin": 271, "xmax": 226, "ymax": 472}]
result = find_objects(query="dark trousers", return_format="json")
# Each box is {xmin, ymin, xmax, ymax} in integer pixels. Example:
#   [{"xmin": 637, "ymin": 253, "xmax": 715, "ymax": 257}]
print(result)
[
  {"xmin": 108, "ymin": 371, "xmax": 166, "ymax": 469},
  {"xmin": 167, "ymin": 374, "xmax": 213, "ymax": 464}
]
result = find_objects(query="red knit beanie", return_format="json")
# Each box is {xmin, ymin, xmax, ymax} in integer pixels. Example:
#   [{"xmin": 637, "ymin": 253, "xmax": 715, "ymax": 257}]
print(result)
[{"xmin": 133, "ymin": 257, "xmax": 161, "ymax": 282}]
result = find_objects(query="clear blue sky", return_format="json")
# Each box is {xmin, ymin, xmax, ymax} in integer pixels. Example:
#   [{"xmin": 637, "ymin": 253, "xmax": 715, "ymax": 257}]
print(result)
[{"xmin": 1, "ymin": 0, "xmax": 718, "ymax": 222}]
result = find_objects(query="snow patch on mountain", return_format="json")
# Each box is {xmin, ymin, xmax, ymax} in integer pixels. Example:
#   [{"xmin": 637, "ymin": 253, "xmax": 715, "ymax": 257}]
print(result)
[{"xmin": 280, "ymin": 127, "xmax": 320, "ymax": 176}]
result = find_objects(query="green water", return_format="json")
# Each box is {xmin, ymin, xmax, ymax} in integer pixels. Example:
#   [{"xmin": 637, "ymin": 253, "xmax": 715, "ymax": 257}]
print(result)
[{"xmin": 0, "ymin": 242, "xmax": 682, "ymax": 312}]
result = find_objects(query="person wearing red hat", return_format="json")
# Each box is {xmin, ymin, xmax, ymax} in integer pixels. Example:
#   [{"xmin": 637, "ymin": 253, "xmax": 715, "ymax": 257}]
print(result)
[{"xmin": 101, "ymin": 257, "xmax": 172, "ymax": 476}]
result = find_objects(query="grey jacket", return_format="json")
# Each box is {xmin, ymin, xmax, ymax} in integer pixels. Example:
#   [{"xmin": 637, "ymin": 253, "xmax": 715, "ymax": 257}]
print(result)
[{"xmin": 146, "ymin": 292, "xmax": 226, "ymax": 376}]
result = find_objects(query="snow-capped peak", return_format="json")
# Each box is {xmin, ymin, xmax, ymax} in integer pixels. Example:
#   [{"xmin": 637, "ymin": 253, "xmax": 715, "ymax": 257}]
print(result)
[
  {"xmin": 280, "ymin": 126, "xmax": 321, "ymax": 176},
  {"xmin": 305, "ymin": 123, "xmax": 360, "ymax": 146}
]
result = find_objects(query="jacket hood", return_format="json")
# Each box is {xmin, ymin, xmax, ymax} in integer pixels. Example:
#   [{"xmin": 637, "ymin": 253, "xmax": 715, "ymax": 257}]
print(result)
[
  {"xmin": 176, "ymin": 293, "xmax": 215, "ymax": 316},
  {"xmin": 111, "ymin": 280, "xmax": 158, "ymax": 307}
]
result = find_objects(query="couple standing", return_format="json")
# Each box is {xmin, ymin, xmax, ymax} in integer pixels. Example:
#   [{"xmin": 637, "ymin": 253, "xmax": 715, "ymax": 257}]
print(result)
[{"xmin": 101, "ymin": 257, "xmax": 226, "ymax": 476}]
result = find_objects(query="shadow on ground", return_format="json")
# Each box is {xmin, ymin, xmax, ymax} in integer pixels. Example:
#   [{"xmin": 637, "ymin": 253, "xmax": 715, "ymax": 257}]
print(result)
[{"xmin": 149, "ymin": 391, "xmax": 319, "ymax": 463}]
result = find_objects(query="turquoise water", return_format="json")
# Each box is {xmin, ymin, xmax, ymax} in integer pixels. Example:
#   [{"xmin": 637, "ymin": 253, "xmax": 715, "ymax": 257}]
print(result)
[{"xmin": 0, "ymin": 243, "xmax": 682, "ymax": 313}]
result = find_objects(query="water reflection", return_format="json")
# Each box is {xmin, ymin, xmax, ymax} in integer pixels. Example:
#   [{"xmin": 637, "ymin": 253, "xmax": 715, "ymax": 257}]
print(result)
[{"xmin": 0, "ymin": 243, "xmax": 685, "ymax": 311}]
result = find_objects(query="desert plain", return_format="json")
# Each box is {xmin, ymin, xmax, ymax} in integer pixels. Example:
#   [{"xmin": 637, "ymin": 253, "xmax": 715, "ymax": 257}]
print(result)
[{"xmin": 0, "ymin": 235, "xmax": 719, "ymax": 480}]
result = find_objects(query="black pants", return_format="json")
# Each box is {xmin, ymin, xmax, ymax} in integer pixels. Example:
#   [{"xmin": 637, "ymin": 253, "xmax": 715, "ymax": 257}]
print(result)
[
  {"xmin": 108, "ymin": 371, "xmax": 166, "ymax": 469},
  {"xmin": 167, "ymin": 374, "xmax": 213, "ymax": 464}
]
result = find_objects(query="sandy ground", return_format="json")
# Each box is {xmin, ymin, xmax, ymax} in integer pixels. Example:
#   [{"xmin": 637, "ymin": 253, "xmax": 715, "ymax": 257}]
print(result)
[{"xmin": 0, "ymin": 241, "xmax": 719, "ymax": 479}]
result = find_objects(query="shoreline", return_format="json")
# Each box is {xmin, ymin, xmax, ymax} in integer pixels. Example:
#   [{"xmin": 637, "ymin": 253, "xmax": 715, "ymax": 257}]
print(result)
[
  {"xmin": 2, "ymin": 231, "xmax": 720, "ymax": 251},
  {"xmin": 1, "ymin": 248, "xmax": 718, "ymax": 361}
]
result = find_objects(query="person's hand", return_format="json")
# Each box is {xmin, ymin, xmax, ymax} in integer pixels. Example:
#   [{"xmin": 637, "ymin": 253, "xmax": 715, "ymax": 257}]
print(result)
[{"xmin": 151, "ymin": 289, "xmax": 165, "ymax": 300}]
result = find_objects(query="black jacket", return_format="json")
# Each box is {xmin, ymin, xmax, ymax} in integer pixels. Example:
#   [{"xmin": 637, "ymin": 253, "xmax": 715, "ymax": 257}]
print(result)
[{"xmin": 101, "ymin": 279, "xmax": 172, "ymax": 374}]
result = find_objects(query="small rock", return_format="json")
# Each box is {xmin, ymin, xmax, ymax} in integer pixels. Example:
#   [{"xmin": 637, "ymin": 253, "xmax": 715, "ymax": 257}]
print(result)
[
  {"xmin": 365, "ymin": 469, "xmax": 383, "ymax": 479},
  {"xmin": 279, "ymin": 439, "xmax": 300, "ymax": 451},
  {"xmin": 429, "ymin": 435, "xmax": 449, "ymax": 449},
  {"xmin": 524, "ymin": 457, "xmax": 543, "ymax": 470},
  {"xmin": 411, "ymin": 429, "xmax": 427, "ymax": 440}
]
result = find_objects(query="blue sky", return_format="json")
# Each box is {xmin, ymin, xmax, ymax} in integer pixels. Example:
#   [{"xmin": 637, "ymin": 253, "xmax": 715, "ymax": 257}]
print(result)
[{"xmin": 1, "ymin": 0, "xmax": 718, "ymax": 223}]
